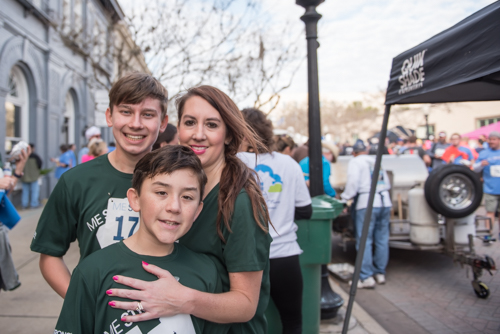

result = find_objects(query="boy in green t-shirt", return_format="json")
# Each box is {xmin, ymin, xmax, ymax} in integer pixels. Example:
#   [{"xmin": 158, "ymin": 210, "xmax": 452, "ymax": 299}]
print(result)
[
  {"xmin": 55, "ymin": 145, "xmax": 221, "ymax": 334},
  {"xmin": 30, "ymin": 73, "xmax": 169, "ymax": 298}
]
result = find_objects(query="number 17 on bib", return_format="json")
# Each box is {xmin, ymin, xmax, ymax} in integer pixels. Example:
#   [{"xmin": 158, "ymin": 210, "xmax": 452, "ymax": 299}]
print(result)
[{"xmin": 96, "ymin": 198, "xmax": 141, "ymax": 249}]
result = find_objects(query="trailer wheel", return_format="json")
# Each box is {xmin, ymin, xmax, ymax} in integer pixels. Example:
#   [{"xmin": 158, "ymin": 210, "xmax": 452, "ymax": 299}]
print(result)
[
  {"xmin": 472, "ymin": 281, "xmax": 490, "ymax": 299},
  {"xmin": 424, "ymin": 165, "xmax": 483, "ymax": 218}
]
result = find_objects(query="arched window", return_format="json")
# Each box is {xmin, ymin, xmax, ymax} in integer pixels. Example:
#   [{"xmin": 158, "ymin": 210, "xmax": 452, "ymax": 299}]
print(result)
[
  {"xmin": 5, "ymin": 66, "xmax": 29, "ymax": 153},
  {"xmin": 63, "ymin": 91, "xmax": 76, "ymax": 144}
]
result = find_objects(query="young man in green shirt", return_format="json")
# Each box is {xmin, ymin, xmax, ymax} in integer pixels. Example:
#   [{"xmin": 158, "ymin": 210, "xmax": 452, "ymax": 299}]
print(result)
[
  {"xmin": 55, "ymin": 145, "xmax": 221, "ymax": 334},
  {"xmin": 30, "ymin": 73, "xmax": 169, "ymax": 298}
]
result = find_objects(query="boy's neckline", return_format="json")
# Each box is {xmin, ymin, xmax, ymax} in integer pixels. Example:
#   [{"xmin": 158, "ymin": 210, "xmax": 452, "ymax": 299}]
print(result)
[
  {"xmin": 123, "ymin": 233, "xmax": 175, "ymax": 257},
  {"xmin": 121, "ymin": 238, "xmax": 178, "ymax": 259}
]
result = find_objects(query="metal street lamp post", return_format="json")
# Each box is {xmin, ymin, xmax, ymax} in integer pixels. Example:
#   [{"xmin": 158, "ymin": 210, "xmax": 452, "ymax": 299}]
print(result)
[
  {"xmin": 296, "ymin": 0, "xmax": 344, "ymax": 320},
  {"xmin": 297, "ymin": 0, "xmax": 324, "ymax": 198}
]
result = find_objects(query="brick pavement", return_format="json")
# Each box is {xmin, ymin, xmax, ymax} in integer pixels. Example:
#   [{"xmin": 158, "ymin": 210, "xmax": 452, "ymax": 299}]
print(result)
[{"xmin": 331, "ymin": 207, "xmax": 500, "ymax": 334}]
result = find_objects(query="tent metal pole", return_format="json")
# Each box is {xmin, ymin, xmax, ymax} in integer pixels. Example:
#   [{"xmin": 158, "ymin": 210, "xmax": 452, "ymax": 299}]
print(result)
[{"xmin": 342, "ymin": 104, "xmax": 392, "ymax": 334}]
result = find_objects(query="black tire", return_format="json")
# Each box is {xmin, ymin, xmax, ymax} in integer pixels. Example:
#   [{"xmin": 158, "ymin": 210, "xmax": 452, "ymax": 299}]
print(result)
[
  {"xmin": 424, "ymin": 164, "xmax": 483, "ymax": 218},
  {"xmin": 473, "ymin": 281, "xmax": 490, "ymax": 299}
]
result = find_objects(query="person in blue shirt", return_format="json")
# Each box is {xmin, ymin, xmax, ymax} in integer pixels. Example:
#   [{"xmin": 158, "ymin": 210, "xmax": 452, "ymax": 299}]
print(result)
[
  {"xmin": 68, "ymin": 144, "xmax": 77, "ymax": 167},
  {"xmin": 299, "ymin": 142, "xmax": 336, "ymax": 197},
  {"xmin": 52, "ymin": 144, "xmax": 72, "ymax": 179},
  {"xmin": 474, "ymin": 131, "xmax": 500, "ymax": 237}
]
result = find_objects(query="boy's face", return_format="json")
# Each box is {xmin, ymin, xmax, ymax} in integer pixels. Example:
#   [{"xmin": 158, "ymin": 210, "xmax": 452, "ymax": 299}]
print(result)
[
  {"xmin": 127, "ymin": 169, "xmax": 203, "ymax": 246},
  {"xmin": 106, "ymin": 97, "xmax": 168, "ymax": 158}
]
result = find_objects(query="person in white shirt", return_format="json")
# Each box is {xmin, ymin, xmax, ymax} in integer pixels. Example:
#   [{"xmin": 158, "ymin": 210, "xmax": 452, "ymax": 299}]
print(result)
[
  {"xmin": 238, "ymin": 108, "xmax": 312, "ymax": 334},
  {"xmin": 341, "ymin": 140, "xmax": 392, "ymax": 289}
]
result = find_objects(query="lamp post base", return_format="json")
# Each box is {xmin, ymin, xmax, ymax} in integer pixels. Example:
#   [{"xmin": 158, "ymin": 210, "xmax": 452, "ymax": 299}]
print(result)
[{"xmin": 320, "ymin": 264, "xmax": 344, "ymax": 319}]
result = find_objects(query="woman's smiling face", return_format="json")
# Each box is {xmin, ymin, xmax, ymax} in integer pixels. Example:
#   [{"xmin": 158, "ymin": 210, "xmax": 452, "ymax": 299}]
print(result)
[{"xmin": 178, "ymin": 96, "xmax": 228, "ymax": 170}]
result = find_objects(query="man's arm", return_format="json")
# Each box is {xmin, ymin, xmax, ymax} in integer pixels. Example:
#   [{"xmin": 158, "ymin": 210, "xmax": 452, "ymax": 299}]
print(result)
[
  {"xmin": 295, "ymin": 204, "xmax": 313, "ymax": 220},
  {"xmin": 39, "ymin": 254, "xmax": 71, "ymax": 298},
  {"xmin": 426, "ymin": 143, "xmax": 436, "ymax": 158},
  {"xmin": 340, "ymin": 161, "xmax": 359, "ymax": 201},
  {"xmin": 473, "ymin": 153, "xmax": 488, "ymax": 172}
]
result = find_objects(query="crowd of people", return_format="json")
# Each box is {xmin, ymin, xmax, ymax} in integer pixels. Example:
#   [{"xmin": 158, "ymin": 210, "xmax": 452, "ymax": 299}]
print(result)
[{"xmin": 337, "ymin": 131, "xmax": 489, "ymax": 170}]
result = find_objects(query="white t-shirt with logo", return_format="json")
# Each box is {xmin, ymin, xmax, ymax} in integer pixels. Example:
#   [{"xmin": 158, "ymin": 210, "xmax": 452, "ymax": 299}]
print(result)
[{"xmin": 238, "ymin": 152, "xmax": 312, "ymax": 259}]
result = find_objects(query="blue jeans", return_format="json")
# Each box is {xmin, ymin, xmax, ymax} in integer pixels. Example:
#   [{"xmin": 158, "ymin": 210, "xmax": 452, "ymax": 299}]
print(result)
[
  {"xmin": 21, "ymin": 181, "xmax": 39, "ymax": 209},
  {"xmin": 354, "ymin": 206, "xmax": 391, "ymax": 280}
]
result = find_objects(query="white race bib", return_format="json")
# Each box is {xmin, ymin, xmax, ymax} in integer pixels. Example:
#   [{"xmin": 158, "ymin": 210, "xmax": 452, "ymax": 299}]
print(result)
[
  {"xmin": 491, "ymin": 165, "xmax": 500, "ymax": 177},
  {"xmin": 435, "ymin": 148, "xmax": 445, "ymax": 158},
  {"xmin": 96, "ymin": 198, "xmax": 140, "ymax": 249},
  {"xmin": 125, "ymin": 314, "xmax": 196, "ymax": 334}
]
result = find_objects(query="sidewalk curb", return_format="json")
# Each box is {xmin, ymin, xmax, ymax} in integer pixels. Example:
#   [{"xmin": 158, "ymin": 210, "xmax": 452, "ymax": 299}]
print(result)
[{"xmin": 328, "ymin": 276, "xmax": 389, "ymax": 334}]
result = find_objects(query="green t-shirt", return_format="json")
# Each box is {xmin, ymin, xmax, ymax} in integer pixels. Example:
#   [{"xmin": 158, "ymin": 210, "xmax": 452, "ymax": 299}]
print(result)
[
  {"xmin": 179, "ymin": 184, "xmax": 272, "ymax": 334},
  {"xmin": 55, "ymin": 241, "xmax": 222, "ymax": 334},
  {"xmin": 30, "ymin": 154, "xmax": 135, "ymax": 260}
]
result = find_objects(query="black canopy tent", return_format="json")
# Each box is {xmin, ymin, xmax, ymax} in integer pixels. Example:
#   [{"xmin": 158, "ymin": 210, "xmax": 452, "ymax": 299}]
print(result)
[{"xmin": 343, "ymin": 2, "xmax": 500, "ymax": 332}]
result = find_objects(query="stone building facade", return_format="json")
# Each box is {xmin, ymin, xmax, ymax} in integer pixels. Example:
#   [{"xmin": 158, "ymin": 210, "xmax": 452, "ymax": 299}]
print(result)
[{"xmin": 0, "ymin": 0, "xmax": 148, "ymax": 201}]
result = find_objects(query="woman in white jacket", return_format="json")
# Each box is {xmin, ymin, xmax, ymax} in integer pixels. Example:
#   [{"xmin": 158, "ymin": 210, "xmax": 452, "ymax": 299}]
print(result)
[{"xmin": 238, "ymin": 108, "xmax": 312, "ymax": 334}]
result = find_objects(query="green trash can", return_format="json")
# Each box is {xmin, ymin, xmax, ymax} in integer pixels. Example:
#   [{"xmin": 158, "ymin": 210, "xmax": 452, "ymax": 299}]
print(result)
[{"xmin": 266, "ymin": 195, "xmax": 343, "ymax": 333}]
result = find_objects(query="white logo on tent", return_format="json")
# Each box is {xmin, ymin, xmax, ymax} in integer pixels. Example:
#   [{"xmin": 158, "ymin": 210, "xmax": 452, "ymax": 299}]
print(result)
[{"xmin": 398, "ymin": 50, "xmax": 427, "ymax": 95}]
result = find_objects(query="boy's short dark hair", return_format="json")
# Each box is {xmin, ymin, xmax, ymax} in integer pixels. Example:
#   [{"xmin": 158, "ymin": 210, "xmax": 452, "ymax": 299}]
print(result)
[
  {"xmin": 132, "ymin": 145, "xmax": 207, "ymax": 201},
  {"xmin": 109, "ymin": 72, "xmax": 169, "ymax": 119}
]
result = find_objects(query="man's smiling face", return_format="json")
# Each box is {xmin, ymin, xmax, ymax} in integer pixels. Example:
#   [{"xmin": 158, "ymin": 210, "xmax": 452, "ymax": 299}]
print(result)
[{"xmin": 106, "ymin": 97, "xmax": 167, "ymax": 158}]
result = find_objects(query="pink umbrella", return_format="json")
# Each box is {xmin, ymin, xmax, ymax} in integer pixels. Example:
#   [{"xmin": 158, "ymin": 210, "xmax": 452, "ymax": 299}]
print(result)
[{"xmin": 462, "ymin": 121, "xmax": 500, "ymax": 139}]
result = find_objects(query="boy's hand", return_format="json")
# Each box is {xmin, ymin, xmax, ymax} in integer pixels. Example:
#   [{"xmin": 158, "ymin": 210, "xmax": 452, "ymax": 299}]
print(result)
[{"xmin": 108, "ymin": 261, "xmax": 193, "ymax": 322}]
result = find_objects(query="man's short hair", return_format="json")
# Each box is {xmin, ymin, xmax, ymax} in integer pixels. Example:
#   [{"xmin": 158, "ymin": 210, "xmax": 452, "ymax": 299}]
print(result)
[
  {"xmin": 132, "ymin": 145, "xmax": 207, "ymax": 201},
  {"xmin": 408, "ymin": 135, "xmax": 417, "ymax": 144},
  {"xmin": 451, "ymin": 133, "xmax": 461, "ymax": 139},
  {"xmin": 109, "ymin": 72, "xmax": 168, "ymax": 119},
  {"xmin": 489, "ymin": 131, "xmax": 500, "ymax": 139}
]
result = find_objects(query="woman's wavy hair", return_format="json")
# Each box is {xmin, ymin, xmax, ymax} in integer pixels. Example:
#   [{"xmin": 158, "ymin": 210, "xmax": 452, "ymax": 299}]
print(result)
[{"xmin": 176, "ymin": 86, "xmax": 270, "ymax": 242}]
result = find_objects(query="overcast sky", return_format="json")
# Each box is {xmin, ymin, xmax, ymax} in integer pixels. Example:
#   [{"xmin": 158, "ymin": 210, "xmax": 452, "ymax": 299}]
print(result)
[
  {"xmin": 264, "ymin": 0, "xmax": 497, "ymax": 103},
  {"xmin": 120, "ymin": 0, "xmax": 498, "ymax": 105}
]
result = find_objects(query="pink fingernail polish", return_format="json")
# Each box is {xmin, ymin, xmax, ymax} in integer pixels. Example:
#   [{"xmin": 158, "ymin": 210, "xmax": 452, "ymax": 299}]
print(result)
[
  {"xmin": 121, "ymin": 317, "xmax": 126, "ymax": 322},
  {"xmin": 106, "ymin": 290, "xmax": 112, "ymax": 295},
  {"xmin": 142, "ymin": 261, "xmax": 149, "ymax": 266},
  {"xmin": 108, "ymin": 301, "xmax": 115, "ymax": 306},
  {"xmin": 113, "ymin": 276, "xmax": 118, "ymax": 281}
]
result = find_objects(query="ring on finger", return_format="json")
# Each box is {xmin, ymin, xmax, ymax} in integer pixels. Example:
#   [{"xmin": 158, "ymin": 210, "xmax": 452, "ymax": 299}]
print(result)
[{"xmin": 136, "ymin": 301, "xmax": 144, "ymax": 312}]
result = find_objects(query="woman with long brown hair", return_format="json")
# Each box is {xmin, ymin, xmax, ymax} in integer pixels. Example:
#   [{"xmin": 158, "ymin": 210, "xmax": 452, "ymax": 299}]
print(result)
[{"xmin": 108, "ymin": 86, "xmax": 272, "ymax": 333}]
